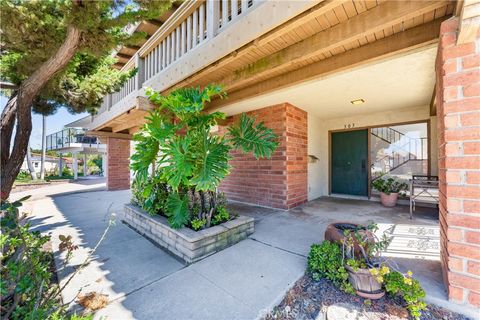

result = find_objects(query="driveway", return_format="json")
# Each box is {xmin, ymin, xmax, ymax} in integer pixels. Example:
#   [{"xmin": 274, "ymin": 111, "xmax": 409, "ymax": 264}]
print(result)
[{"xmin": 23, "ymin": 186, "xmax": 450, "ymax": 319}]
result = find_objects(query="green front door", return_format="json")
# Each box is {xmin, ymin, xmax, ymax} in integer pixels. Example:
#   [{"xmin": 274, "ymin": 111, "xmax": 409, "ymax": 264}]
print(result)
[{"xmin": 331, "ymin": 129, "xmax": 368, "ymax": 196}]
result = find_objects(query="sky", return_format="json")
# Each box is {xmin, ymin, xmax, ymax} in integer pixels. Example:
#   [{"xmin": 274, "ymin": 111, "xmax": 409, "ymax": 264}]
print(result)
[{"xmin": 0, "ymin": 95, "xmax": 88, "ymax": 150}]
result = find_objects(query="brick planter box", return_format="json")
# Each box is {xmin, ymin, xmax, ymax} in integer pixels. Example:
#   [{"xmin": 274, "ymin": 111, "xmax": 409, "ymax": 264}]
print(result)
[{"xmin": 123, "ymin": 204, "xmax": 254, "ymax": 263}]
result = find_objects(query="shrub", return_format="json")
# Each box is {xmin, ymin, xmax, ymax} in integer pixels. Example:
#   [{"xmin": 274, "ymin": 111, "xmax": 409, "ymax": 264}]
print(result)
[
  {"xmin": 212, "ymin": 205, "xmax": 229, "ymax": 226},
  {"xmin": 131, "ymin": 176, "xmax": 169, "ymax": 216},
  {"xmin": 0, "ymin": 197, "xmax": 92, "ymax": 320},
  {"xmin": 16, "ymin": 169, "xmax": 31, "ymax": 181},
  {"xmin": 130, "ymin": 85, "xmax": 278, "ymax": 230},
  {"xmin": 307, "ymin": 241, "xmax": 354, "ymax": 294}
]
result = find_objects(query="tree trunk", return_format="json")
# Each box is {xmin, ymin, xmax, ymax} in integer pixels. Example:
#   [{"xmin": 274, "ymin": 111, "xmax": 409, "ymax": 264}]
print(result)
[
  {"xmin": 40, "ymin": 115, "xmax": 46, "ymax": 180},
  {"xmin": 25, "ymin": 144, "xmax": 37, "ymax": 180},
  {"xmin": 0, "ymin": 26, "xmax": 81, "ymax": 200}
]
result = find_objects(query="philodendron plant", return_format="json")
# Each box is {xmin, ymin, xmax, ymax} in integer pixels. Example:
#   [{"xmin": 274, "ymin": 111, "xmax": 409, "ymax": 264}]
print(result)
[{"xmin": 130, "ymin": 84, "xmax": 278, "ymax": 230}]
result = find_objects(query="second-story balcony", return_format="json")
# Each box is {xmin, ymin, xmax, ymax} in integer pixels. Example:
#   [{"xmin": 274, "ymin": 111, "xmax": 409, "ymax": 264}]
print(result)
[
  {"xmin": 82, "ymin": 0, "xmax": 318, "ymax": 132},
  {"xmin": 46, "ymin": 128, "xmax": 104, "ymax": 152}
]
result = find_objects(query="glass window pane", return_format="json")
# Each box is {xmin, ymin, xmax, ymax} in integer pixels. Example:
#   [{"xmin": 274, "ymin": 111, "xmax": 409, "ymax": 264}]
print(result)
[{"xmin": 371, "ymin": 122, "xmax": 428, "ymax": 187}]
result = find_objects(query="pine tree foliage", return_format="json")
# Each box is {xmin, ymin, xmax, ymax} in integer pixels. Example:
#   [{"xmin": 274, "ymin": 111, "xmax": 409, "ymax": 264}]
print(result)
[
  {"xmin": 0, "ymin": 0, "xmax": 173, "ymax": 200},
  {"xmin": 1, "ymin": 0, "xmax": 171, "ymax": 114}
]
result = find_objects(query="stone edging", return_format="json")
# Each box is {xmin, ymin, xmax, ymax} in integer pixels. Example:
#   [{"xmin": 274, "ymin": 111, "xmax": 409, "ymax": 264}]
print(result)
[{"xmin": 123, "ymin": 204, "xmax": 254, "ymax": 263}]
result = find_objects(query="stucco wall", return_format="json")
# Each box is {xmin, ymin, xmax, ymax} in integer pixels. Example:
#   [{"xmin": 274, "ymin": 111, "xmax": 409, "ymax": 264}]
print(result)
[{"xmin": 307, "ymin": 105, "xmax": 438, "ymax": 200}]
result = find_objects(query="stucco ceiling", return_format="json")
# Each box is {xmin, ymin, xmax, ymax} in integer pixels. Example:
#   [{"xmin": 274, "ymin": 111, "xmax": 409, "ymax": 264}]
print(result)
[{"xmin": 215, "ymin": 45, "xmax": 438, "ymax": 120}]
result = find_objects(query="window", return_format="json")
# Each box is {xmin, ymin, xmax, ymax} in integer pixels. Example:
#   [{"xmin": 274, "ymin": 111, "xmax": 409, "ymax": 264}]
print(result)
[{"xmin": 370, "ymin": 122, "xmax": 428, "ymax": 184}]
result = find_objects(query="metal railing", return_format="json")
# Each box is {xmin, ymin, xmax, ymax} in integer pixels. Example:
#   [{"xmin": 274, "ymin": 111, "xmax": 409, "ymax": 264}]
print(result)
[
  {"xmin": 46, "ymin": 128, "xmax": 98, "ymax": 151},
  {"xmin": 95, "ymin": 0, "xmax": 257, "ymax": 116},
  {"xmin": 371, "ymin": 127, "xmax": 428, "ymax": 180}
]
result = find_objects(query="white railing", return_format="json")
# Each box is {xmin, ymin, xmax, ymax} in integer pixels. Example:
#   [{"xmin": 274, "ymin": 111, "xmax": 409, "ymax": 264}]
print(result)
[
  {"xmin": 97, "ymin": 0, "xmax": 257, "ymax": 115},
  {"xmin": 144, "ymin": 2, "xmax": 207, "ymax": 81},
  {"xmin": 111, "ymin": 76, "xmax": 137, "ymax": 105}
]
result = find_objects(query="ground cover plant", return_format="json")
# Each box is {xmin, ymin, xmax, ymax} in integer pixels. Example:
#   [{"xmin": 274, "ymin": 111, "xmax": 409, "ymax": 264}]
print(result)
[{"xmin": 130, "ymin": 85, "xmax": 278, "ymax": 230}]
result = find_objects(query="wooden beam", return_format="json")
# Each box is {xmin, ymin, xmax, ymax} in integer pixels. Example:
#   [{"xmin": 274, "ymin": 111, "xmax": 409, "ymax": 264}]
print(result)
[
  {"xmin": 255, "ymin": 0, "xmax": 348, "ymax": 47},
  {"xmin": 125, "ymin": 45, "xmax": 141, "ymax": 51},
  {"xmin": 145, "ymin": 19, "xmax": 163, "ymax": 28},
  {"xmin": 209, "ymin": 18, "xmax": 445, "ymax": 110},
  {"xmin": 116, "ymin": 53, "xmax": 132, "ymax": 60},
  {"xmin": 167, "ymin": 0, "xmax": 346, "ymax": 92},
  {"xmin": 220, "ymin": 0, "xmax": 448, "ymax": 92},
  {"xmin": 135, "ymin": 96, "xmax": 156, "ymax": 111},
  {"xmin": 86, "ymin": 131, "xmax": 132, "ymax": 140},
  {"xmin": 112, "ymin": 111, "xmax": 148, "ymax": 133}
]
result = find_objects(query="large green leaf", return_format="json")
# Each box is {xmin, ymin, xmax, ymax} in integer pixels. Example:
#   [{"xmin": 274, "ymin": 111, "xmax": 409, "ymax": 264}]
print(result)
[
  {"xmin": 165, "ymin": 192, "xmax": 190, "ymax": 229},
  {"xmin": 130, "ymin": 131, "xmax": 159, "ymax": 182},
  {"xmin": 191, "ymin": 132, "xmax": 231, "ymax": 191},
  {"xmin": 143, "ymin": 110, "xmax": 177, "ymax": 142},
  {"xmin": 146, "ymin": 84, "xmax": 226, "ymax": 119},
  {"xmin": 160, "ymin": 136, "xmax": 194, "ymax": 190},
  {"xmin": 227, "ymin": 113, "xmax": 279, "ymax": 159}
]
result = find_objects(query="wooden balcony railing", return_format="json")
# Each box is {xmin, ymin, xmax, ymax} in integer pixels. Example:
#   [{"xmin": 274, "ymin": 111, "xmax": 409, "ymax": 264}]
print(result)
[{"xmin": 96, "ymin": 0, "xmax": 257, "ymax": 117}]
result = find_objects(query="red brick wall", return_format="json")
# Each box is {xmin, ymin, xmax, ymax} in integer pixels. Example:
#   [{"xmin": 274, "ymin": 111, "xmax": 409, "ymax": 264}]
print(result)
[
  {"xmin": 219, "ymin": 103, "xmax": 308, "ymax": 209},
  {"xmin": 106, "ymin": 137, "xmax": 131, "ymax": 191},
  {"xmin": 436, "ymin": 17, "xmax": 480, "ymax": 307}
]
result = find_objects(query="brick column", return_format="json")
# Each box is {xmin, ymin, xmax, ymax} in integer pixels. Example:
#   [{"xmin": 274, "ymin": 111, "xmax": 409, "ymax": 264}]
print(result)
[
  {"xmin": 436, "ymin": 17, "xmax": 480, "ymax": 307},
  {"xmin": 106, "ymin": 137, "xmax": 131, "ymax": 191},
  {"xmin": 219, "ymin": 103, "xmax": 308, "ymax": 209}
]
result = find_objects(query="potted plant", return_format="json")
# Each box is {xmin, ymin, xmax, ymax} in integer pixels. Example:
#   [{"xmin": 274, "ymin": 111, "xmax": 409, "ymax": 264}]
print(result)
[
  {"xmin": 371, "ymin": 176, "xmax": 407, "ymax": 207},
  {"xmin": 341, "ymin": 223, "xmax": 391, "ymax": 299},
  {"xmin": 309, "ymin": 223, "xmax": 427, "ymax": 319}
]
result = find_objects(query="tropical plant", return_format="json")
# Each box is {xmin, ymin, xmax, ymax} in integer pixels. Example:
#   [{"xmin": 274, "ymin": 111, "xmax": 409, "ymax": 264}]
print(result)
[
  {"xmin": 130, "ymin": 85, "xmax": 278, "ymax": 230},
  {"xmin": 371, "ymin": 176, "xmax": 408, "ymax": 195}
]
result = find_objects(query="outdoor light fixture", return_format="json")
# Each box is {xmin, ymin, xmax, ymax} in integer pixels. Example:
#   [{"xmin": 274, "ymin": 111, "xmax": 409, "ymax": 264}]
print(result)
[{"xmin": 350, "ymin": 99, "xmax": 365, "ymax": 105}]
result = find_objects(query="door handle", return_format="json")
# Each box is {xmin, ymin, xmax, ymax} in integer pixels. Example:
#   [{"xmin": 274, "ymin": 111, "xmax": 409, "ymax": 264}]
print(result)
[{"xmin": 361, "ymin": 159, "xmax": 366, "ymax": 173}]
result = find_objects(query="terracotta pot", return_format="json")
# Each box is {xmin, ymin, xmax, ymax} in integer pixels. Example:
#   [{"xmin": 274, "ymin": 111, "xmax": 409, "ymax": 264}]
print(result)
[
  {"xmin": 324, "ymin": 223, "xmax": 375, "ymax": 258},
  {"xmin": 345, "ymin": 265, "xmax": 385, "ymax": 299},
  {"xmin": 380, "ymin": 192, "xmax": 399, "ymax": 207}
]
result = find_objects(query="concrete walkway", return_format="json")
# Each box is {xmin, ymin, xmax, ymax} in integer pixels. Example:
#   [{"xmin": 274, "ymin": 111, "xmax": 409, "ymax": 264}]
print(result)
[
  {"xmin": 11, "ymin": 177, "xmax": 106, "ymax": 202},
  {"xmin": 25, "ymin": 189, "xmax": 304, "ymax": 320},
  {"xmin": 22, "ymin": 185, "xmax": 472, "ymax": 319}
]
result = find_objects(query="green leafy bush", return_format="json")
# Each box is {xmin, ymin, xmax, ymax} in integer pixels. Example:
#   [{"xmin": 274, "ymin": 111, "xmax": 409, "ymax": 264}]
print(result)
[
  {"xmin": 131, "ymin": 176, "xmax": 169, "ymax": 216},
  {"xmin": 0, "ymin": 197, "xmax": 91, "ymax": 320},
  {"xmin": 372, "ymin": 268, "xmax": 426, "ymax": 319},
  {"xmin": 212, "ymin": 205, "xmax": 230, "ymax": 225},
  {"xmin": 61, "ymin": 166, "xmax": 73, "ymax": 177},
  {"xmin": 130, "ymin": 85, "xmax": 278, "ymax": 230},
  {"xmin": 307, "ymin": 241, "xmax": 354, "ymax": 294},
  {"xmin": 191, "ymin": 218, "xmax": 206, "ymax": 231},
  {"xmin": 371, "ymin": 176, "xmax": 407, "ymax": 195},
  {"xmin": 16, "ymin": 169, "xmax": 31, "ymax": 181}
]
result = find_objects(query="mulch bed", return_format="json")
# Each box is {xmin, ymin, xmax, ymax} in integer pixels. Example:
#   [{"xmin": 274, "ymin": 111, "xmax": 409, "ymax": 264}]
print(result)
[{"xmin": 264, "ymin": 274, "xmax": 471, "ymax": 320}]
